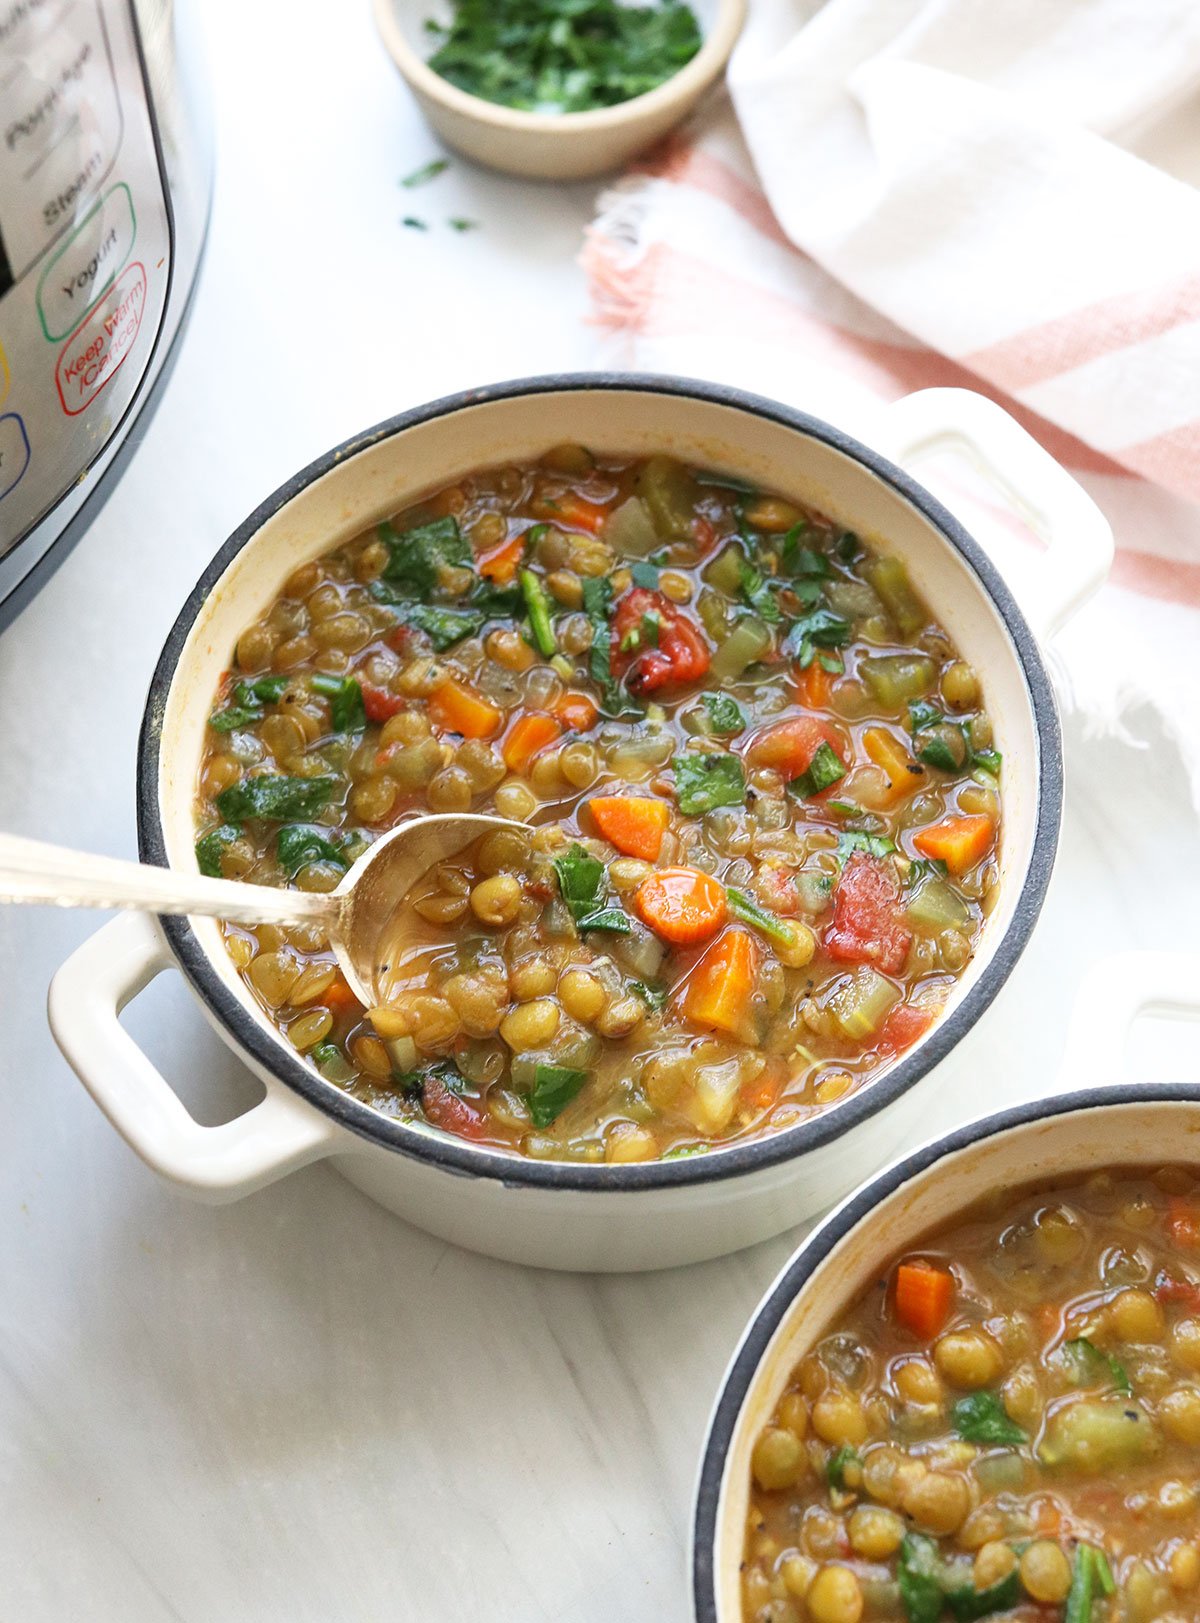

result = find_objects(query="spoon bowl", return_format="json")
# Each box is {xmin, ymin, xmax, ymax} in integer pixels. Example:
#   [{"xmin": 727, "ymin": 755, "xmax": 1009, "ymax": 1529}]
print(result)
[{"xmin": 0, "ymin": 812, "xmax": 525, "ymax": 1005}]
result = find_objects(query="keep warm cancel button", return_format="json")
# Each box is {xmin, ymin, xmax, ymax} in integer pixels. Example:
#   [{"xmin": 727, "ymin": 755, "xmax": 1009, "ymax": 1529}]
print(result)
[{"xmin": 56, "ymin": 262, "xmax": 146, "ymax": 416}]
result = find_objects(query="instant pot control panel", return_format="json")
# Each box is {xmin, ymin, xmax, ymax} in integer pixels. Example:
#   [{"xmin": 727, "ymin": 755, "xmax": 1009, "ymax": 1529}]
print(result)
[{"xmin": 0, "ymin": 0, "xmax": 172, "ymax": 559}]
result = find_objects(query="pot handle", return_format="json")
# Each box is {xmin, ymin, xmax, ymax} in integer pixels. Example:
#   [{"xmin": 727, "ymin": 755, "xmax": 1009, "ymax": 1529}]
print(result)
[
  {"xmin": 1055, "ymin": 951, "xmax": 1200, "ymax": 1094},
  {"xmin": 877, "ymin": 388, "xmax": 1113, "ymax": 639},
  {"xmin": 48, "ymin": 912, "xmax": 339, "ymax": 1202}
]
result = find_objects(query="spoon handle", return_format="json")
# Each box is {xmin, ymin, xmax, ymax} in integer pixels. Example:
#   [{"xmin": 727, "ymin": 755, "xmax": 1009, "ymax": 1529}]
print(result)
[{"xmin": 0, "ymin": 833, "xmax": 337, "ymax": 929}]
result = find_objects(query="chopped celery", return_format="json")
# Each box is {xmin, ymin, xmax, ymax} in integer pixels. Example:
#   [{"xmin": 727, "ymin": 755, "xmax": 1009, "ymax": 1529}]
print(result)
[
  {"xmin": 860, "ymin": 654, "xmax": 937, "ymax": 707},
  {"xmin": 702, "ymin": 542, "xmax": 746, "ymax": 597},
  {"xmin": 634, "ymin": 455, "xmax": 699, "ymax": 541},
  {"xmin": 824, "ymin": 578, "xmax": 883, "ymax": 621},
  {"xmin": 864, "ymin": 554, "xmax": 927, "ymax": 635},
  {"xmin": 709, "ymin": 616, "xmax": 771, "ymax": 681},
  {"xmin": 828, "ymin": 968, "xmax": 900, "ymax": 1041},
  {"xmin": 906, "ymin": 873, "xmax": 972, "ymax": 933},
  {"xmin": 603, "ymin": 494, "xmax": 659, "ymax": 557}
]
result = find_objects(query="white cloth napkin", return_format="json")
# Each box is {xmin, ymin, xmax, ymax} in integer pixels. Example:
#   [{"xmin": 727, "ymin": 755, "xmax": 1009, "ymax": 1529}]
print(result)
[{"xmin": 584, "ymin": 0, "xmax": 1200, "ymax": 802}]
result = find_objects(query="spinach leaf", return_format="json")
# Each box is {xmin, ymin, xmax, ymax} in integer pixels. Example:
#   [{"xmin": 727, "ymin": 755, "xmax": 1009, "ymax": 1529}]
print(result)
[
  {"xmin": 552, "ymin": 846, "xmax": 631, "ymax": 933},
  {"xmin": 630, "ymin": 560, "xmax": 660, "ymax": 588},
  {"xmin": 310, "ymin": 674, "xmax": 366, "ymax": 733},
  {"xmin": 576, "ymin": 907, "xmax": 632, "ymax": 934},
  {"xmin": 726, "ymin": 887, "xmax": 801, "ymax": 950},
  {"xmin": 217, "ymin": 774, "xmax": 337, "ymax": 823},
  {"xmin": 1065, "ymin": 1337, "xmax": 1132, "ymax": 1397},
  {"xmin": 195, "ymin": 823, "xmax": 241, "ymax": 878},
  {"xmin": 378, "ymin": 514, "xmax": 469, "ymax": 595},
  {"xmin": 825, "ymin": 1446, "xmax": 860, "ymax": 1490},
  {"xmin": 528, "ymin": 1063, "xmax": 589, "ymax": 1128},
  {"xmin": 582, "ymin": 576, "xmax": 635, "ymax": 715},
  {"xmin": 837, "ymin": 531, "xmax": 861, "ymax": 563},
  {"xmin": 701, "ymin": 692, "xmax": 746, "ymax": 735},
  {"xmin": 208, "ymin": 674, "xmax": 291, "ymax": 732},
  {"xmin": 396, "ymin": 602, "xmax": 487, "ymax": 650},
  {"xmin": 276, "ymin": 824, "xmax": 347, "ymax": 876},
  {"xmin": 898, "ymin": 1533, "xmax": 946, "ymax": 1623},
  {"xmin": 552, "ymin": 843, "xmax": 605, "ymax": 922},
  {"xmin": 672, "ymin": 752, "xmax": 745, "ymax": 815},
  {"xmin": 952, "ymin": 1391, "xmax": 1026, "ymax": 1447},
  {"xmin": 908, "ymin": 699, "xmax": 943, "ymax": 733},
  {"xmin": 946, "ymin": 1567, "xmax": 1020, "ymax": 1621},
  {"xmin": 789, "ymin": 741, "xmax": 846, "ymax": 799},
  {"xmin": 973, "ymin": 748, "xmax": 1003, "ymax": 776}
]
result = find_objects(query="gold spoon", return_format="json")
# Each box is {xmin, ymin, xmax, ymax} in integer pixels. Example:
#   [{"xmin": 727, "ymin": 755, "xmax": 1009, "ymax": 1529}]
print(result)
[{"xmin": 0, "ymin": 812, "xmax": 524, "ymax": 1004}]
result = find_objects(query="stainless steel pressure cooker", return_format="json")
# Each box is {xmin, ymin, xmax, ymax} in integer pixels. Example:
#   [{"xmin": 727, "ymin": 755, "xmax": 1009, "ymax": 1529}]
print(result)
[{"xmin": 0, "ymin": 0, "xmax": 210, "ymax": 624}]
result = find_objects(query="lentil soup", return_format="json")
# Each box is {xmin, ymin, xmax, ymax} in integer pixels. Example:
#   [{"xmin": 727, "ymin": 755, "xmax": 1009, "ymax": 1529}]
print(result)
[
  {"xmin": 194, "ymin": 446, "xmax": 1002, "ymax": 1163},
  {"xmin": 741, "ymin": 1168, "xmax": 1200, "ymax": 1623}
]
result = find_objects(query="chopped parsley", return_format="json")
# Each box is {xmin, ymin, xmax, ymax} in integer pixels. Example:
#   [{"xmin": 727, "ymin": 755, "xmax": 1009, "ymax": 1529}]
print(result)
[
  {"xmin": 951, "ymin": 1390, "xmax": 1026, "ymax": 1447},
  {"xmin": 424, "ymin": 0, "xmax": 704, "ymax": 115},
  {"xmin": 401, "ymin": 157, "xmax": 450, "ymax": 187},
  {"xmin": 1065, "ymin": 1337, "xmax": 1132, "ymax": 1397},
  {"xmin": 701, "ymin": 692, "xmax": 746, "ymax": 736}
]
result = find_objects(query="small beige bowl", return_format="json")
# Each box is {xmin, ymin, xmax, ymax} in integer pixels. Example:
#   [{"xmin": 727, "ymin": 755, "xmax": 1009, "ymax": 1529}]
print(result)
[{"xmin": 373, "ymin": 0, "xmax": 748, "ymax": 180}]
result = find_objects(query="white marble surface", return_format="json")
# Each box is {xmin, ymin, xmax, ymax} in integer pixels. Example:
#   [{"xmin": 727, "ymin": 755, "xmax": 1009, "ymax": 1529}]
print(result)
[{"xmin": 3, "ymin": 4, "xmax": 1200, "ymax": 1618}]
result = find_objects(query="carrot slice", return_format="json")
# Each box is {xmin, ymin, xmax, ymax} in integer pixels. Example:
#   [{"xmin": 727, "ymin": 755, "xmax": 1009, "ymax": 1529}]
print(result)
[
  {"xmin": 863, "ymin": 725, "xmax": 922, "ymax": 807},
  {"xmin": 428, "ymin": 678, "xmax": 502, "ymax": 740},
  {"xmin": 1167, "ymin": 1197, "xmax": 1200, "ymax": 1249},
  {"xmin": 532, "ymin": 490, "xmax": 609, "ymax": 533},
  {"xmin": 554, "ymin": 690, "xmax": 600, "ymax": 732},
  {"xmin": 634, "ymin": 867, "xmax": 727, "ymax": 945},
  {"xmin": 912, "ymin": 814, "xmax": 995, "ymax": 875},
  {"xmin": 588, "ymin": 795, "xmax": 669, "ymax": 860},
  {"xmin": 795, "ymin": 660, "xmax": 835, "ymax": 710},
  {"xmin": 479, "ymin": 533, "xmax": 526, "ymax": 583},
  {"xmin": 502, "ymin": 711, "xmax": 563, "ymax": 773},
  {"xmin": 894, "ymin": 1261, "xmax": 955, "ymax": 1339},
  {"xmin": 682, "ymin": 928, "xmax": 758, "ymax": 1035},
  {"xmin": 324, "ymin": 975, "xmax": 362, "ymax": 1013}
]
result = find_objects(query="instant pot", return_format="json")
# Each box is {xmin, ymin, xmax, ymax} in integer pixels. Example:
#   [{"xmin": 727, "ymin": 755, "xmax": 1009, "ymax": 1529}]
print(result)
[{"xmin": 0, "ymin": 0, "xmax": 210, "ymax": 625}]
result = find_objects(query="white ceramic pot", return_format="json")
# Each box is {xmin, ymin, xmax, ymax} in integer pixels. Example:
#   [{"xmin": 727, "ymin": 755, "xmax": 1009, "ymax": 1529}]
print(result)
[
  {"xmin": 48, "ymin": 376, "xmax": 1112, "ymax": 1272},
  {"xmin": 692, "ymin": 950, "xmax": 1200, "ymax": 1618}
]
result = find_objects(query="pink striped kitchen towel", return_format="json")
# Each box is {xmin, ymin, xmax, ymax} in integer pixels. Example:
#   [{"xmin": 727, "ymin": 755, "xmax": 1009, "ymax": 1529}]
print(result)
[{"xmin": 584, "ymin": 0, "xmax": 1200, "ymax": 799}]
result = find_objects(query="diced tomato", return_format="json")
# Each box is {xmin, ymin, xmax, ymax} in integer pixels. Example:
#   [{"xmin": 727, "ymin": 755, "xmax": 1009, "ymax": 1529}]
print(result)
[
  {"xmin": 386, "ymin": 625, "xmax": 419, "ymax": 654},
  {"xmin": 744, "ymin": 715, "xmax": 848, "ymax": 790},
  {"xmin": 361, "ymin": 684, "xmax": 406, "ymax": 724},
  {"xmin": 875, "ymin": 1001, "xmax": 936, "ymax": 1057},
  {"xmin": 825, "ymin": 853, "xmax": 912, "ymax": 975},
  {"xmin": 752, "ymin": 865, "xmax": 804, "ymax": 916},
  {"xmin": 1156, "ymin": 1274, "xmax": 1200, "ymax": 1310},
  {"xmin": 612, "ymin": 588, "xmax": 711, "ymax": 694},
  {"xmin": 422, "ymin": 1076, "xmax": 488, "ymax": 1142},
  {"xmin": 693, "ymin": 515, "xmax": 718, "ymax": 553}
]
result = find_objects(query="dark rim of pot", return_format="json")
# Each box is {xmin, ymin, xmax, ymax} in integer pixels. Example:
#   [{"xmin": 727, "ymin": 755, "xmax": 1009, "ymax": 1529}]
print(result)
[
  {"xmin": 138, "ymin": 372, "xmax": 1061, "ymax": 1194},
  {"xmin": 690, "ymin": 1083, "xmax": 1198, "ymax": 1620}
]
